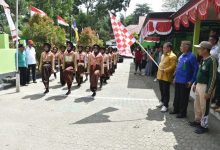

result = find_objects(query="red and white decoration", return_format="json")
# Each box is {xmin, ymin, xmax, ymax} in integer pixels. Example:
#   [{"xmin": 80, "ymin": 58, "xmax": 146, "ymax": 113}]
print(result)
[
  {"xmin": 4, "ymin": 7, "xmax": 18, "ymax": 41},
  {"xmin": 174, "ymin": 0, "xmax": 211, "ymax": 30},
  {"xmin": 144, "ymin": 36, "xmax": 160, "ymax": 43},
  {"xmin": 57, "ymin": 16, "xmax": 69, "ymax": 26},
  {"xmin": 0, "ymin": 0, "xmax": 9, "ymax": 7},
  {"xmin": 109, "ymin": 12, "xmax": 136, "ymax": 57},
  {"xmin": 30, "ymin": 6, "xmax": 47, "ymax": 17},
  {"xmin": 141, "ymin": 19, "xmax": 172, "ymax": 37}
]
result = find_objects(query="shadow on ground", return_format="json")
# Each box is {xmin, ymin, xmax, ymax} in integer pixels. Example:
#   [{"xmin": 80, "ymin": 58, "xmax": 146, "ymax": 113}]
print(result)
[
  {"xmin": 74, "ymin": 96, "xmax": 95, "ymax": 103},
  {"xmin": 45, "ymin": 95, "xmax": 68, "ymax": 101},
  {"xmin": 22, "ymin": 93, "xmax": 45, "ymax": 100},
  {"xmin": 71, "ymin": 107, "xmax": 118, "ymax": 124}
]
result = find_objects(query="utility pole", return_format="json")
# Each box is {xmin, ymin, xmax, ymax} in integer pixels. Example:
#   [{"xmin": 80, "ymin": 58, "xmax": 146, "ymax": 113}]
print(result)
[{"xmin": 15, "ymin": 0, "xmax": 20, "ymax": 92}]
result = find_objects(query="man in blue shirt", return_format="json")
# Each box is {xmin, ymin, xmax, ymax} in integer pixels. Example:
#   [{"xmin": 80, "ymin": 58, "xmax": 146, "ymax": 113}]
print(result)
[{"xmin": 170, "ymin": 41, "xmax": 198, "ymax": 118}]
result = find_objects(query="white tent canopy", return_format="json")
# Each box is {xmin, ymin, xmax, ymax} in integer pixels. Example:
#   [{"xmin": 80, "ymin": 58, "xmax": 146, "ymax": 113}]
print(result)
[{"xmin": 0, "ymin": 0, "xmax": 9, "ymax": 7}]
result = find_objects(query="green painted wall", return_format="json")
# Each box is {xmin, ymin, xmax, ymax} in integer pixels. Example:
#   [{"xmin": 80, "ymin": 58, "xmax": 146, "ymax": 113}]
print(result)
[{"xmin": 0, "ymin": 34, "xmax": 16, "ymax": 74}]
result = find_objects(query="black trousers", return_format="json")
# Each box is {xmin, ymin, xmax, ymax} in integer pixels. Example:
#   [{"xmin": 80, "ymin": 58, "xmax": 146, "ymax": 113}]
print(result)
[
  {"xmin": 60, "ymin": 67, "xmax": 66, "ymax": 86},
  {"xmin": 215, "ymin": 73, "xmax": 220, "ymax": 106},
  {"xmin": 135, "ymin": 61, "xmax": 142, "ymax": 72},
  {"xmin": 173, "ymin": 83, "xmax": 191, "ymax": 116},
  {"xmin": 159, "ymin": 80, "xmax": 170, "ymax": 107},
  {"xmin": 27, "ymin": 64, "xmax": 36, "ymax": 83},
  {"xmin": 19, "ymin": 67, "xmax": 27, "ymax": 85}
]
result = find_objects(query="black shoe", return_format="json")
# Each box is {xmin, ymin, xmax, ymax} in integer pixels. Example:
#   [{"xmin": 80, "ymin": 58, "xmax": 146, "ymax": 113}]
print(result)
[
  {"xmin": 44, "ymin": 89, "xmax": 49, "ymax": 94},
  {"xmin": 66, "ymin": 90, "xmax": 71, "ymax": 95},
  {"xmin": 189, "ymin": 121, "xmax": 200, "ymax": 127},
  {"xmin": 176, "ymin": 114, "xmax": 186, "ymax": 118},
  {"xmin": 169, "ymin": 111, "xmax": 179, "ymax": 115},
  {"xmin": 77, "ymin": 83, "xmax": 81, "ymax": 87},
  {"xmin": 92, "ymin": 92, "xmax": 96, "ymax": 97},
  {"xmin": 194, "ymin": 127, "xmax": 208, "ymax": 134},
  {"xmin": 33, "ymin": 81, "xmax": 37, "ymax": 83}
]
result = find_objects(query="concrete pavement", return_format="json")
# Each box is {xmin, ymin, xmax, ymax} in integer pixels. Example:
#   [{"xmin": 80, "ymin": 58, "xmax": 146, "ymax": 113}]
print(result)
[{"xmin": 0, "ymin": 58, "xmax": 219, "ymax": 150}]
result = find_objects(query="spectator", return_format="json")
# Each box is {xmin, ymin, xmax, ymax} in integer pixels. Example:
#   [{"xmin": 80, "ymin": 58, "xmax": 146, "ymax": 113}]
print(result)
[
  {"xmin": 156, "ymin": 42, "xmax": 177, "ymax": 112},
  {"xmin": 153, "ymin": 46, "xmax": 163, "ymax": 81},
  {"xmin": 209, "ymin": 35, "xmax": 219, "ymax": 60},
  {"xmin": 170, "ymin": 41, "xmax": 198, "ymax": 118},
  {"xmin": 26, "ymin": 40, "xmax": 37, "ymax": 83},
  {"xmin": 18, "ymin": 44, "xmax": 28, "ymax": 86},
  {"xmin": 134, "ymin": 47, "xmax": 143, "ymax": 75},
  {"xmin": 189, "ymin": 41, "xmax": 217, "ymax": 134},
  {"xmin": 145, "ymin": 52, "xmax": 153, "ymax": 76}
]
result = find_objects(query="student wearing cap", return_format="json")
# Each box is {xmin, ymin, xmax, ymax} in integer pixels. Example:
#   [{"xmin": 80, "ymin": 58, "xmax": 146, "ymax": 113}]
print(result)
[
  {"xmin": 75, "ymin": 45, "xmax": 86, "ymax": 86},
  {"xmin": 156, "ymin": 42, "xmax": 177, "ymax": 112},
  {"xmin": 87, "ymin": 44, "xmax": 104, "ymax": 97},
  {"xmin": 26, "ymin": 40, "xmax": 37, "ymax": 84},
  {"xmin": 18, "ymin": 44, "xmax": 28, "ymax": 86},
  {"xmin": 63, "ymin": 41, "xmax": 77, "ymax": 95},
  {"xmin": 170, "ymin": 41, "xmax": 198, "ymax": 118},
  {"xmin": 39, "ymin": 43, "xmax": 55, "ymax": 94},
  {"xmin": 189, "ymin": 41, "xmax": 217, "ymax": 134}
]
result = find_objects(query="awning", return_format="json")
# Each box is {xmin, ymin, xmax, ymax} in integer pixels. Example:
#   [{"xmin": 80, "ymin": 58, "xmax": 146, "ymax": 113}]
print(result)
[
  {"xmin": 144, "ymin": 36, "xmax": 160, "ymax": 42},
  {"xmin": 142, "ymin": 19, "xmax": 172, "ymax": 36},
  {"xmin": 173, "ymin": 0, "xmax": 218, "ymax": 30}
]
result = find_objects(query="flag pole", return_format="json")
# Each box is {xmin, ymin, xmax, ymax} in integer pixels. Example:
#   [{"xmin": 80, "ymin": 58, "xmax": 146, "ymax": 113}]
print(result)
[
  {"xmin": 136, "ymin": 41, "xmax": 159, "ymax": 68},
  {"xmin": 15, "ymin": 0, "xmax": 20, "ymax": 92}
]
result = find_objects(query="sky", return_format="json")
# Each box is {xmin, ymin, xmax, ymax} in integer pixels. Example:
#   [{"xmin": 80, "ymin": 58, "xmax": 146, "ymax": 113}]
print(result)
[{"xmin": 123, "ymin": 0, "xmax": 164, "ymax": 16}]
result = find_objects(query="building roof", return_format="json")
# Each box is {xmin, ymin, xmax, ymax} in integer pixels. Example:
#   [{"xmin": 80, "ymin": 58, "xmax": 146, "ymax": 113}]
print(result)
[{"xmin": 126, "ymin": 16, "xmax": 146, "ymax": 34}]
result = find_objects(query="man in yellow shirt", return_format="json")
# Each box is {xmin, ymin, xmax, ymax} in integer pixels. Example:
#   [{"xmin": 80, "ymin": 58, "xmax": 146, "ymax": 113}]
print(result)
[{"xmin": 157, "ymin": 42, "xmax": 177, "ymax": 112}]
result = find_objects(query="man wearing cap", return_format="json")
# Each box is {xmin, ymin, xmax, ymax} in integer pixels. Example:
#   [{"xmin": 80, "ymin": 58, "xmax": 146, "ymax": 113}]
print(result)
[
  {"xmin": 156, "ymin": 42, "xmax": 177, "ymax": 112},
  {"xmin": 189, "ymin": 41, "xmax": 217, "ymax": 134},
  {"xmin": 170, "ymin": 41, "xmax": 198, "ymax": 118},
  {"xmin": 26, "ymin": 40, "xmax": 37, "ymax": 84}
]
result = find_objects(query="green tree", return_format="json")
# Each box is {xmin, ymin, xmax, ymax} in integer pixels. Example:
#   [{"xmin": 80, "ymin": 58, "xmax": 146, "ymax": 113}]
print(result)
[
  {"xmin": 162, "ymin": 0, "xmax": 190, "ymax": 11},
  {"xmin": 124, "ymin": 3, "xmax": 152, "ymax": 25},
  {"xmin": 22, "ymin": 15, "xmax": 66, "ymax": 61},
  {"xmin": 79, "ymin": 27, "xmax": 103, "ymax": 46}
]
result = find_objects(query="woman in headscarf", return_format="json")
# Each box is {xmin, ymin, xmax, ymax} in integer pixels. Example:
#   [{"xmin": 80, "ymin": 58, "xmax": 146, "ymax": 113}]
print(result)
[
  {"xmin": 63, "ymin": 41, "xmax": 77, "ymax": 95},
  {"xmin": 39, "ymin": 43, "xmax": 55, "ymax": 94},
  {"xmin": 87, "ymin": 44, "xmax": 104, "ymax": 97},
  {"xmin": 52, "ymin": 46, "xmax": 59, "ymax": 79}
]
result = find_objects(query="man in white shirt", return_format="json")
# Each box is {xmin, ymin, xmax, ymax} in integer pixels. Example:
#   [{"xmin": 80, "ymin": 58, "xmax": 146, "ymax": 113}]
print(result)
[
  {"xmin": 26, "ymin": 40, "xmax": 37, "ymax": 83},
  {"xmin": 209, "ymin": 35, "xmax": 220, "ymax": 60}
]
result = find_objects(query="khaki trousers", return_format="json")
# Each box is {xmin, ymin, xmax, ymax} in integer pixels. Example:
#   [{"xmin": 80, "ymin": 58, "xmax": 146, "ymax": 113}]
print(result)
[{"xmin": 194, "ymin": 83, "xmax": 211, "ymax": 128}]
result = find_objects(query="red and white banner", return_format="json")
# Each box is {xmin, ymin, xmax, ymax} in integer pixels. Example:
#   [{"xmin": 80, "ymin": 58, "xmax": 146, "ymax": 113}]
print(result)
[
  {"xmin": 4, "ymin": 7, "xmax": 18, "ymax": 41},
  {"xmin": 109, "ymin": 12, "xmax": 135, "ymax": 57},
  {"xmin": 0, "ymin": 0, "xmax": 8, "ymax": 7},
  {"xmin": 174, "ymin": 0, "xmax": 210, "ymax": 30},
  {"xmin": 144, "ymin": 19, "xmax": 172, "ymax": 36},
  {"xmin": 30, "ymin": 6, "xmax": 47, "ymax": 17},
  {"xmin": 57, "ymin": 16, "xmax": 69, "ymax": 26}
]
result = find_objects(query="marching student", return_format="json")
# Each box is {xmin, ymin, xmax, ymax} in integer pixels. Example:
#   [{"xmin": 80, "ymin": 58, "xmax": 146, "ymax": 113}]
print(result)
[
  {"xmin": 63, "ymin": 41, "xmax": 77, "ymax": 95},
  {"xmin": 39, "ymin": 43, "xmax": 55, "ymax": 94},
  {"xmin": 87, "ymin": 44, "xmax": 104, "ymax": 97},
  {"xmin": 76, "ymin": 45, "xmax": 86, "ymax": 86},
  {"xmin": 59, "ymin": 45, "xmax": 66, "ymax": 86}
]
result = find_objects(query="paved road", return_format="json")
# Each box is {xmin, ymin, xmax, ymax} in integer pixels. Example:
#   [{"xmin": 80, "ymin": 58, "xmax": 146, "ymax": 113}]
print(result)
[{"xmin": 0, "ymin": 58, "xmax": 220, "ymax": 150}]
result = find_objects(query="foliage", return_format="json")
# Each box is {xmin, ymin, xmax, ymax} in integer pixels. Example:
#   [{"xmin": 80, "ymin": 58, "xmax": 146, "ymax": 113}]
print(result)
[
  {"xmin": 79, "ymin": 27, "xmax": 103, "ymax": 46},
  {"xmin": 124, "ymin": 3, "xmax": 152, "ymax": 25},
  {"xmin": 162, "ymin": 0, "xmax": 190, "ymax": 11},
  {"xmin": 22, "ymin": 15, "xmax": 66, "ymax": 61}
]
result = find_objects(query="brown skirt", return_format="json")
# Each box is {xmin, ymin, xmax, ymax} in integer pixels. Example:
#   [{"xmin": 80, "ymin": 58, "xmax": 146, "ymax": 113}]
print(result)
[
  {"xmin": 63, "ymin": 64, "xmax": 75, "ymax": 88},
  {"xmin": 90, "ymin": 64, "xmax": 101, "ymax": 91},
  {"xmin": 76, "ymin": 64, "xmax": 85, "ymax": 84},
  {"xmin": 42, "ymin": 63, "xmax": 52, "ymax": 88}
]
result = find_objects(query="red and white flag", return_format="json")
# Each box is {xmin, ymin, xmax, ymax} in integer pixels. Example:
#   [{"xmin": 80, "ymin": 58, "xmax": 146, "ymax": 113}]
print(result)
[
  {"xmin": 0, "ymin": 0, "xmax": 9, "ymax": 7},
  {"xmin": 4, "ymin": 7, "xmax": 18, "ymax": 41},
  {"xmin": 109, "ymin": 12, "xmax": 136, "ymax": 57},
  {"xmin": 30, "ymin": 6, "xmax": 47, "ymax": 17},
  {"xmin": 57, "ymin": 16, "xmax": 69, "ymax": 26}
]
